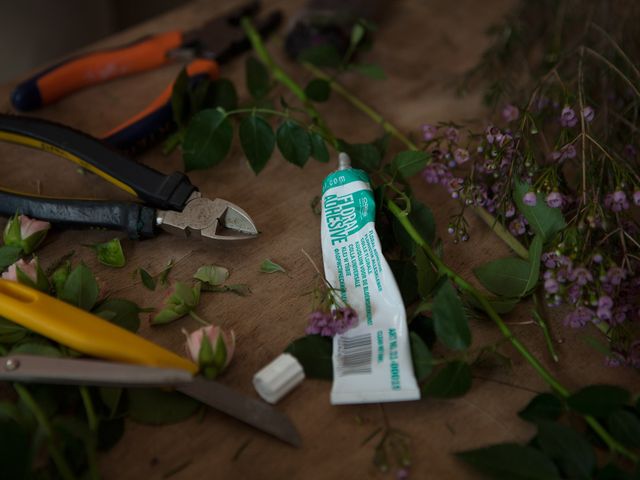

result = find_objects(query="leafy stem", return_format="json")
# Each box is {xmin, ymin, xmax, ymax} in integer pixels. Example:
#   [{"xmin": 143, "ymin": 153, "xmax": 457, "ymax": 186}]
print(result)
[
  {"xmin": 386, "ymin": 197, "xmax": 639, "ymax": 463},
  {"xmin": 241, "ymin": 18, "xmax": 337, "ymax": 148},
  {"xmin": 14, "ymin": 384, "xmax": 77, "ymax": 480}
]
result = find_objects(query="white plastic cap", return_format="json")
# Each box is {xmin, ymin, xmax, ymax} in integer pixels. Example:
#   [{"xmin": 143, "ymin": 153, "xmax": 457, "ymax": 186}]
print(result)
[
  {"xmin": 253, "ymin": 353, "xmax": 305, "ymax": 404},
  {"xmin": 338, "ymin": 152, "xmax": 352, "ymax": 170}
]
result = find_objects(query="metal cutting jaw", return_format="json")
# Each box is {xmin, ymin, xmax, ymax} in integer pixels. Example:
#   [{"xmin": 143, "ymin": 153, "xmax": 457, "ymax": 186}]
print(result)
[{"xmin": 157, "ymin": 192, "xmax": 258, "ymax": 241}]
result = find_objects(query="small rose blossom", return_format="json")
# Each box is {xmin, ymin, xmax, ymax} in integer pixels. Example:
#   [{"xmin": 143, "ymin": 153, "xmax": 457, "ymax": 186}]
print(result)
[
  {"xmin": 501, "ymin": 104, "xmax": 520, "ymax": 123},
  {"xmin": 183, "ymin": 325, "xmax": 235, "ymax": 378},
  {"xmin": 2, "ymin": 258, "xmax": 37, "ymax": 283},
  {"xmin": 522, "ymin": 192, "xmax": 537, "ymax": 206},
  {"xmin": 3, "ymin": 214, "xmax": 51, "ymax": 255}
]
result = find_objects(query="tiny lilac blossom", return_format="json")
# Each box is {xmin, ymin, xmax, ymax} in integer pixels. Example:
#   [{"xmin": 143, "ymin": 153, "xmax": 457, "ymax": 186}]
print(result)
[
  {"xmin": 453, "ymin": 148, "xmax": 470, "ymax": 165},
  {"xmin": 422, "ymin": 124, "xmax": 437, "ymax": 141},
  {"xmin": 560, "ymin": 106, "xmax": 578, "ymax": 128},
  {"xmin": 522, "ymin": 192, "xmax": 537, "ymax": 206},
  {"xmin": 582, "ymin": 106, "xmax": 595, "ymax": 122},
  {"xmin": 633, "ymin": 191, "xmax": 640, "ymax": 206},
  {"xmin": 501, "ymin": 104, "xmax": 520, "ymax": 123},
  {"xmin": 546, "ymin": 192, "xmax": 563, "ymax": 208}
]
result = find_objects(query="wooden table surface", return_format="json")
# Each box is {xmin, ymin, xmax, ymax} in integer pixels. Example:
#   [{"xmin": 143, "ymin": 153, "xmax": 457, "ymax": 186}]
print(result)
[{"xmin": 1, "ymin": 1, "xmax": 637, "ymax": 478}]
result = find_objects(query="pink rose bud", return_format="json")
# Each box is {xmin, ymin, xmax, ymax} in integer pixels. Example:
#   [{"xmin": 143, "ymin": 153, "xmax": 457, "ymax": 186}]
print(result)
[
  {"xmin": 2, "ymin": 259, "xmax": 36, "ymax": 283},
  {"xmin": 183, "ymin": 325, "xmax": 236, "ymax": 379},
  {"xmin": 3, "ymin": 214, "xmax": 51, "ymax": 254},
  {"xmin": 1, "ymin": 258, "xmax": 49, "ymax": 291}
]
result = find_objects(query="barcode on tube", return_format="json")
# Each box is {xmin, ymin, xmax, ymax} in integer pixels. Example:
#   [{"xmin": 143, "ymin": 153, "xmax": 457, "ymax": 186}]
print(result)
[{"xmin": 336, "ymin": 334, "xmax": 372, "ymax": 376}]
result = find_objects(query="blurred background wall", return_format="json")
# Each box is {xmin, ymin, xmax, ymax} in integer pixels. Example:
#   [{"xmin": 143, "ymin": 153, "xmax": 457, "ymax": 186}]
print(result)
[{"xmin": 0, "ymin": 0, "xmax": 190, "ymax": 83}]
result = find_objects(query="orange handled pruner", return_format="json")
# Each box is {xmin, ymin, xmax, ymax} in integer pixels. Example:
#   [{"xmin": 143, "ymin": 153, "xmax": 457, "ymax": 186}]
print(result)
[{"xmin": 10, "ymin": 1, "xmax": 281, "ymax": 153}]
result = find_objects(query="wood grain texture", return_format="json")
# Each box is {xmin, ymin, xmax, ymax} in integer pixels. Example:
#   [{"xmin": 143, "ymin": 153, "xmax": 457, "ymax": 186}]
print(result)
[{"xmin": 0, "ymin": 0, "xmax": 637, "ymax": 479}]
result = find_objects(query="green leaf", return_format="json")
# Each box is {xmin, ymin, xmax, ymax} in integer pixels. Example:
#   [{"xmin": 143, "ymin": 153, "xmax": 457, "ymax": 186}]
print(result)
[
  {"xmin": 0, "ymin": 245, "xmax": 21, "ymax": 270},
  {"xmin": 567, "ymin": 385, "xmax": 631, "ymax": 417},
  {"xmin": 188, "ymin": 78, "xmax": 210, "ymax": 114},
  {"xmin": 537, "ymin": 420, "xmax": 596, "ymax": 478},
  {"xmin": 93, "ymin": 299, "xmax": 142, "ymax": 332},
  {"xmin": 304, "ymin": 79, "xmax": 331, "ymax": 102},
  {"xmin": 351, "ymin": 63, "xmax": 386, "ymax": 80},
  {"xmin": 276, "ymin": 121, "xmax": 311, "ymax": 167},
  {"xmin": 422, "ymin": 361, "xmax": 472, "ymax": 398},
  {"xmin": 410, "ymin": 202, "xmax": 436, "ymax": 247},
  {"xmin": 87, "ymin": 238, "xmax": 126, "ymax": 268},
  {"xmin": 0, "ymin": 316, "xmax": 28, "ymax": 343},
  {"xmin": 97, "ymin": 417, "xmax": 125, "ymax": 451},
  {"xmin": 350, "ymin": 22, "xmax": 366, "ymax": 48},
  {"xmin": 128, "ymin": 389, "xmax": 199, "ymax": 425},
  {"xmin": 595, "ymin": 463, "xmax": 636, "ymax": 480},
  {"xmin": 514, "ymin": 180, "xmax": 566, "ymax": 242},
  {"xmin": 416, "ymin": 247, "xmax": 439, "ymax": 299},
  {"xmin": 410, "ymin": 332, "xmax": 432, "ymax": 381},
  {"xmin": 432, "ymin": 281, "xmax": 471, "ymax": 350},
  {"xmin": 59, "ymin": 263, "xmax": 99, "ymax": 310},
  {"xmin": 518, "ymin": 393, "xmax": 563, "ymax": 423},
  {"xmin": 204, "ymin": 78, "xmax": 238, "ymax": 111},
  {"xmin": 285, "ymin": 335, "xmax": 333, "ymax": 379},
  {"xmin": 310, "ymin": 132, "xmax": 330, "ymax": 163},
  {"xmin": 138, "ymin": 268, "xmax": 156, "ymax": 291},
  {"xmin": 239, "ymin": 114, "xmax": 275, "ymax": 174},
  {"xmin": 298, "ymin": 44, "xmax": 342, "ymax": 68},
  {"xmin": 246, "ymin": 56, "xmax": 270, "ymax": 99},
  {"xmin": 524, "ymin": 235, "xmax": 542, "ymax": 293},
  {"xmin": 99, "ymin": 387, "xmax": 124, "ymax": 419},
  {"xmin": 182, "ymin": 108, "xmax": 233, "ymax": 171},
  {"xmin": 193, "ymin": 265, "xmax": 229, "ymax": 286},
  {"xmin": 607, "ymin": 410, "xmax": 640, "ymax": 448},
  {"xmin": 389, "ymin": 260, "xmax": 418, "ymax": 306},
  {"xmin": 409, "ymin": 315, "xmax": 436, "ymax": 349},
  {"xmin": 171, "ymin": 67, "xmax": 190, "ymax": 127},
  {"xmin": 11, "ymin": 340, "xmax": 62, "ymax": 357},
  {"xmin": 260, "ymin": 259, "xmax": 286, "ymax": 274},
  {"xmin": 337, "ymin": 140, "xmax": 381, "ymax": 171},
  {"xmin": 474, "ymin": 257, "xmax": 533, "ymax": 298},
  {"xmin": 391, "ymin": 151, "xmax": 430, "ymax": 178},
  {"xmin": 457, "ymin": 443, "xmax": 561, "ymax": 480},
  {"xmin": 0, "ymin": 419, "xmax": 30, "ymax": 480}
]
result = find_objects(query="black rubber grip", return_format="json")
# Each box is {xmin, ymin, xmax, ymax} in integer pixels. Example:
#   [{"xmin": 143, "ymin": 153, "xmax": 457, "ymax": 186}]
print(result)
[
  {"xmin": 0, "ymin": 190, "xmax": 156, "ymax": 239},
  {"xmin": 0, "ymin": 114, "xmax": 196, "ymax": 211}
]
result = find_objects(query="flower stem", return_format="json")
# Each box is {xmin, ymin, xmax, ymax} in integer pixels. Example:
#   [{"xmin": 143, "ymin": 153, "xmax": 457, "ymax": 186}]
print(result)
[
  {"xmin": 189, "ymin": 310, "xmax": 211, "ymax": 326},
  {"xmin": 386, "ymin": 197, "xmax": 639, "ymax": 463},
  {"xmin": 241, "ymin": 18, "xmax": 337, "ymax": 148},
  {"xmin": 14, "ymin": 384, "xmax": 77, "ymax": 480},
  {"xmin": 471, "ymin": 206, "xmax": 529, "ymax": 259},
  {"xmin": 304, "ymin": 63, "xmax": 418, "ymax": 151}
]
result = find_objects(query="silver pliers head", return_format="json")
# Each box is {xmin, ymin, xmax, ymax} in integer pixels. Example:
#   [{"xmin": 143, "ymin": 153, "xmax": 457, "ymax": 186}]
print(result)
[{"xmin": 156, "ymin": 192, "xmax": 258, "ymax": 241}]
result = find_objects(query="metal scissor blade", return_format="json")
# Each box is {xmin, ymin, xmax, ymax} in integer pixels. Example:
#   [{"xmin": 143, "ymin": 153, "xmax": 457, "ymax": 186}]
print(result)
[
  {"xmin": 1, "ymin": 355, "xmax": 301, "ymax": 447},
  {"xmin": 0, "ymin": 355, "xmax": 193, "ymax": 387},
  {"xmin": 178, "ymin": 377, "xmax": 301, "ymax": 447}
]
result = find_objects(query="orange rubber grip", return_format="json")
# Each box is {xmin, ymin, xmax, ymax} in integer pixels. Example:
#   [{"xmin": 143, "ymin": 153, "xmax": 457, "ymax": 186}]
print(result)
[
  {"xmin": 34, "ymin": 31, "xmax": 183, "ymax": 106},
  {"xmin": 102, "ymin": 58, "xmax": 220, "ymax": 139}
]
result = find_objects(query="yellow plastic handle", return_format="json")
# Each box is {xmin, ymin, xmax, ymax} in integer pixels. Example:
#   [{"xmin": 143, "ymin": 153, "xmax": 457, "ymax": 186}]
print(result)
[{"xmin": 0, "ymin": 279, "xmax": 197, "ymax": 374}]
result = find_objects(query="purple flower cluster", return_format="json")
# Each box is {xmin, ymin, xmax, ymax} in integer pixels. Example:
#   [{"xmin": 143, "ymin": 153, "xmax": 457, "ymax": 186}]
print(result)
[
  {"xmin": 306, "ymin": 307, "xmax": 358, "ymax": 337},
  {"xmin": 541, "ymin": 249, "xmax": 640, "ymax": 365}
]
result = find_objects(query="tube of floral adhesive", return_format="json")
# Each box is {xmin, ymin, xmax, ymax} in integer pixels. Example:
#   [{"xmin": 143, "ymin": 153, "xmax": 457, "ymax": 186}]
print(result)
[{"xmin": 321, "ymin": 153, "xmax": 420, "ymax": 404}]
